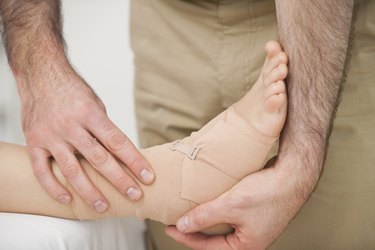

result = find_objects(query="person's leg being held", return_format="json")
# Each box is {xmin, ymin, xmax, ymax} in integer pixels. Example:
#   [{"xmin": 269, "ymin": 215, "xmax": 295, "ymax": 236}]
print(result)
[{"xmin": 0, "ymin": 41, "xmax": 288, "ymax": 228}]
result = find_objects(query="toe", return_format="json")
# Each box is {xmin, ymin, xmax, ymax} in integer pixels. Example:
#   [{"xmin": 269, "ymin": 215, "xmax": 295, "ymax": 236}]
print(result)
[
  {"xmin": 279, "ymin": 52, "xmax": 288, "ymax": 64},
  {"xmin": 262, "ymin": 52, "xmax": 288, "ymax": 78},
  {"xmin": 264, "ymin": 41, "xmax": 283, "ymax": 61},
  {"xmin": 264, "ymin": 81, "xmax": 287, "ymax": 113},
  {"xmin": 264, "ymin": 92, "xmax": 287, "ymax": 113},
  {"xmin": 266, "ymin": 64, "xmax": 288, "ymax": 84},
  {"xmin": 264, "ymin": 80, "xmax": 286, "ymax": 99}
]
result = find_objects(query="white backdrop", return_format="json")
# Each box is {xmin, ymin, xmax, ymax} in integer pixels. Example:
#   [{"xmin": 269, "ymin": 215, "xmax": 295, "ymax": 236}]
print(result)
[
  {"xmin": 0, "ymin": 0, "xmax": 146, "ymax": 249},
  {"xmin": 0, "ymin": 0, "xmax": 139, "ymax": 145}
]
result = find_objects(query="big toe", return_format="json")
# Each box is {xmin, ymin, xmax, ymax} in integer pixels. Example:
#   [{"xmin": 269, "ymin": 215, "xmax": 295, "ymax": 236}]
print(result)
[{"xmin": 264, "ymin": 41, "xmax": 283, "ymax": 61}]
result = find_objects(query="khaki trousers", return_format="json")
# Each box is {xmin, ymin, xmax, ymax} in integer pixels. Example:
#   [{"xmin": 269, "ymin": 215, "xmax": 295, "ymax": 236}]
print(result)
[{"xmin": 130, "ymin": 0, "xmax": 375, "ymax": 249}]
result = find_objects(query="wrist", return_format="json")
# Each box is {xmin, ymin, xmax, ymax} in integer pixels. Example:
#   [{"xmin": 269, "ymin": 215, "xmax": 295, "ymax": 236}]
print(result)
[
  {"xmin": 278, "ymin": 128, "xmax": 327, "ymax": 175},
  {"xmin": 12, "ymin": 34, "xmax": 71, "ymax": 81},
  {"xmin": 275, "ymin": 145, "xmax": 325, "ymax": 202},
  {"xmin": 15, "ymin": 54, "xmax": 76, "ymax": 102}
]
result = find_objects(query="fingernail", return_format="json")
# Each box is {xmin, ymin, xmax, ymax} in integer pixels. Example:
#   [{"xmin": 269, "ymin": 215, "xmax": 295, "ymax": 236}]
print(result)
[
  {"xmin": 140, "ymin": 169, "xmax": 154, "ymax": 183},
  {"xmin": 176, "ymin": 216, "xmax": 189, "ymax": 232},
  {"xmin": 58, "ymin": 194, "xmax": 71, "ymax": 204},
  {"xmin": 126, "ymin": 187, "xmax": 142, "ymax": 201},
  {"xmin": 94, "ymin": 200, "xmax": 108, "ymax": 213}
]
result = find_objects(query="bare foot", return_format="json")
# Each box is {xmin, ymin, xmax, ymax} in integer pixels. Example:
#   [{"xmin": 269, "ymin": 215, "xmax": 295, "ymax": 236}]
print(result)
[{"xmin": 234, "ymin": 40, "xmax": 288, "ymax": 138}]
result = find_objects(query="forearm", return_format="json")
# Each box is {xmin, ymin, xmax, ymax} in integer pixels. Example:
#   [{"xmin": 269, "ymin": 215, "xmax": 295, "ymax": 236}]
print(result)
[
  {"xmin": 275, "ymin": 0, "xmax": 354, "ymax": 194},
  {"xmin": 0, "ymin": 0, "xmax": 73, "ymax": 99}
]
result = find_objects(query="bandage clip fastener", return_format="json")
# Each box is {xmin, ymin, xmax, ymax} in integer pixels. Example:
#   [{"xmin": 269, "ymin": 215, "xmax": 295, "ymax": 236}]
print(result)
[{"xmin": 171, "ymin": 140, "xmax": 200, "ymax": 160}]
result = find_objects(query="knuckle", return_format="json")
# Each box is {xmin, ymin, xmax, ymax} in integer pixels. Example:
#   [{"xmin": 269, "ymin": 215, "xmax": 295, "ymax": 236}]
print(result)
[
  {"xmin": 126, "ymin": 155, "xmax": 139, "ymax": 168},
  {"xmin": 33, "ymin": 165, "xmax": 49, "ymax": 180},
  {"xmin": 194, "ymin": 206, "xmax": 211, "ymax": 226},
  {"xmin": 81, "ymin": 109, "xmax": 93, "ymax": 121},
  {"xmin": 56, "ymin": 116, "xmax": 76, "ymax": 131},
  {"xmin": 98, "ymin": 120, "xmax": 114, "ymax": 131},
  {"xmin": 78, "ymin": 100, "xmax": 91, "ymax": 113},
  {"xmin": 60, "ymin": 161, "xmax": 81, "ymax": 179},
  {"xmin": 73, "ymin": 98, "xmax": 91, "ymax": 114},
  {"xmin": 114, "ymin": 175, "xmax": 130, "ymax": 193},
  {"xmin": 26, "ymin": 132, "xmax": 49, "ymax": 146},
  {"xmin": 26, "ymin": 137, "xmax": 40, "ymax": 146},
  {"xmin": 107, "ymin": 132, "xmax": 128, "ymax": 151},
  {"xmin": 81, "ymin": 188, "xmax": 99, "ymax": 202},
  {"xmin": 231, "ymin": 192, "xmax": 254, "ymax": 212},
  {"xmin": 87, "ymin": 109, "xmax": 105, "ymax": 124},
  {"xmin": 89, "ymin": 147, "xmax": 109, "ymax": 167},
  {"xmin": 78, "ymin": 135, "xmax": 96, "ymax": 148},
  {"xmin": 226, "ymin": 195, "xmax": 240, "ymax": 211},
  {"xmin": 194, "ymin": 214, "xmax": 207, "ymax": 228}
]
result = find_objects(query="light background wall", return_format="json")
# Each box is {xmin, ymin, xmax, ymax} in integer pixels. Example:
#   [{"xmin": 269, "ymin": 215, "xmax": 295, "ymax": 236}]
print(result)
[
  {"xmin": 0, "ymin": 0, "xmax": 139, "ymax": 146},
  {"xmin": 0, "ymin": 0, "xmax": 145, "ymax": 248}
]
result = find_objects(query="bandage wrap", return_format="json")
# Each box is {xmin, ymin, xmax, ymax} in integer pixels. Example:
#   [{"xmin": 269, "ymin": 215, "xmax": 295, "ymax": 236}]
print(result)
[
  {"xmin": 174, "ymin": 106, "xmax": 276, "ymax": 204},
  {"xmin": 65, "ymin": 106, "xmax": 277, "ymax": 236}
]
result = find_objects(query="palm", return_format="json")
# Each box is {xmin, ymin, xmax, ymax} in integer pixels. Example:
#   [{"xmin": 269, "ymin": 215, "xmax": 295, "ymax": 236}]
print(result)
[{"xmin": 166, "ymin": 160, "xmax": 308, "ymax": 250}]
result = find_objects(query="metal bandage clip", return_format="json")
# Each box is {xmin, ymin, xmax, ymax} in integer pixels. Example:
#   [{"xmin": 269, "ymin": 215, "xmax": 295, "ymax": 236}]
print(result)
[{"xmin": 171, "ymin": 140, "xmax": 200, "ymax": 160}]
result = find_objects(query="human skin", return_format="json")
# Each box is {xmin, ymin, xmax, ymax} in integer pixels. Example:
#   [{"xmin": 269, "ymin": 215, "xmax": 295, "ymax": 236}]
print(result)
[
  {"xmin": 166, "ymin": 1, "xmax": 354, "ymax": 249},
  {"xmin": 0, "ymin": 0, "xmax": 155, "ymax": 213},
  {"xmin": 0, "ymin": 45, "xmax": 288, "ymax": 236}
]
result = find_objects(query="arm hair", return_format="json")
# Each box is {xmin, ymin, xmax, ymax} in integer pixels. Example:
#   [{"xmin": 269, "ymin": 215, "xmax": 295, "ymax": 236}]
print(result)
[{"xmin": 275, "ymin": 0, "xmax": 354, "ymax": 197}]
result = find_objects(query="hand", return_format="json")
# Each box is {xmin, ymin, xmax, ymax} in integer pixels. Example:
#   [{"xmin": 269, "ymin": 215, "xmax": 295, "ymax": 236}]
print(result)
[
  {"xmin": 20, "ymin": 72, "xmax": 155, "ymax": 213},
  {"xmin": 166, "ymin": 158, "xmax": 316, "ymax": 250}
]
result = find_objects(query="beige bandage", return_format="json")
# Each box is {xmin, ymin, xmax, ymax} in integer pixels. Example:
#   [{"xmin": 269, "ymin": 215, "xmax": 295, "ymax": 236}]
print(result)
[{"xmin": 58, "ymin": 106, "xmax": 276, "ymax": 235}]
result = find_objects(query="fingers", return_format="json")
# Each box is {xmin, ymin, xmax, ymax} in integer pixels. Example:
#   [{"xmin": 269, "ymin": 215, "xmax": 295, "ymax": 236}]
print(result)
[
  {"xmin": 176, "ymin": 195, "xmax": 234, "ymax": 234},
  {"xmin": 22, "ymin": 84, "xmax": 151, "ymax": 211},
  {"xmin": 29, "ymin": 147, "xmax": 72, "ymax": 204},
  {"xmin": 67, "ymin": 128, "xmax": 143, "ymax": 201},
  {"xmin": 165, "ymin": 226, "xmax": 234, "ymax": 250},
  {"xmin": 49, "ymin": 143, "xmax": 109, "ymax": 213},
  {"xmin": 87, "ymin": 114, "xmax": 155, "ymax": 184}
]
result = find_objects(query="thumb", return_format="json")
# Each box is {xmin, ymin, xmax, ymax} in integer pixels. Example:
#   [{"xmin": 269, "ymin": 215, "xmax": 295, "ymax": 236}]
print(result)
[{"xmin": 176, "ymin": 195, "xmax": 233, "ymax": 233}]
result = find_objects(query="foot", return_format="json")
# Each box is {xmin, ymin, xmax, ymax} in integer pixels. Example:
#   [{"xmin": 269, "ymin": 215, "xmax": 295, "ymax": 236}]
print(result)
[{"xmin": 234, "ymin": 40, "xmax": 288, "ymax": 138}]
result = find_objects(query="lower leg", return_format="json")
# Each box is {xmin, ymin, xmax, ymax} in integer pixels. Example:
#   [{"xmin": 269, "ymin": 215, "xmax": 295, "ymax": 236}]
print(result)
[{"xmin": 0, "ymin": 41, "xmax": 288, "ymax": 234}]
